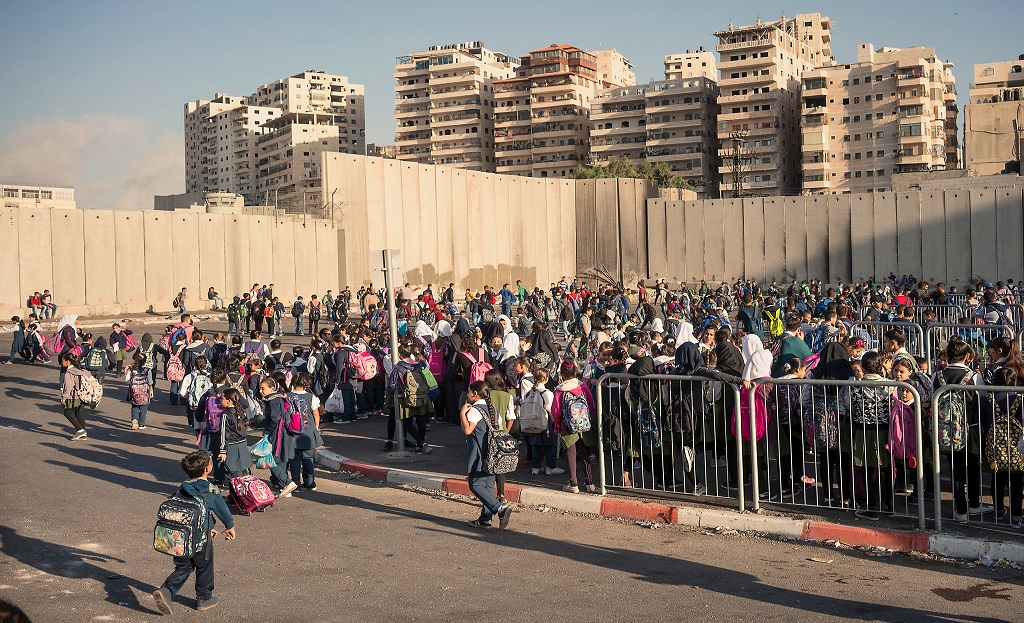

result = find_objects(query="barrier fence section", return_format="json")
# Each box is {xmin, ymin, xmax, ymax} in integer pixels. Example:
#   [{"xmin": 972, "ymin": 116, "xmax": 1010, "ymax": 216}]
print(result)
[
  {"xmin": 594, "ymin": 373, "xmax": 925, "ymax": 528},
  {"xmin": 1009, "ymin": 304, "xmax": 1024, "ymax": 337},
  {"xmin": 930, "ymin": 384, "xmax": 1024, "ymax": 531},
  {"xmin": 850, "ymin": 321, "xmax": 924, "ymax": 355},
  {"xmin": 924, "ymin": 323, "xmax": 1014, "ymax": 376},
  {"xmin": 914, "ymin": 304, "xmax": 965, "ymax": 327}
]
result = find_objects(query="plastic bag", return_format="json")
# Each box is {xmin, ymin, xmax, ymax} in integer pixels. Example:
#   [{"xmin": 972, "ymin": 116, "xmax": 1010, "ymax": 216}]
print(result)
[
  {"xmin": 250, "ymin": 435, "xmax": 273, "ymax": 457},
  {"xmin": 324, "ymin": 388, "xmax": 345, "ymax": 413},
  {"xmin": 255, "ymin": 454, "xmax": 276, "ymax": 469}
]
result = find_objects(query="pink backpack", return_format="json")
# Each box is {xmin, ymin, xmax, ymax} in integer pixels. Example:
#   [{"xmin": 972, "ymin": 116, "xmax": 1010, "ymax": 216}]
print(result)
[
  {"xmin": 465, "ymin": 349, "xmax": 493, "ymax": 384},
  {"xmin": 350, "ymin": 350, "xmax": 378, "ymax": 381},
  {"xmin": 732, "ymin": 384, "xmax": 771, "ymax": 441},
  {"xmin": 166, "ymin": 346, "xmax": 186, "ymax": 382},
  {"xmin": 427, "ymin": 338, "xmax": 447, "ymax": 382},
  {"xmin": 124, "ymin": 333, "xmax": 137, "ymax": 350},
  {"xmin": 887, "ymin": 395, "xmax": 917, "ymax": 465}
]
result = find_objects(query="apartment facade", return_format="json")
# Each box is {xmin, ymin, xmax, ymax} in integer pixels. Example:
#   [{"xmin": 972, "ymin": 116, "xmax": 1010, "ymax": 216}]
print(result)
[
  {"xmin": 184, "ymin": 70, "xmax": 365, "ymax": 207},
  {"xmin": 801, "ymin": 44, "xmax": 958, "ymax": 194},
  {"xmin": 591, "ymin": 76, "xmax": 720, "ymax": 195},
  {"xmin": 664, "ymin": 50, "xmax": 717, "ymax": 81},
  {"xmin": 394, "ymin": 42, "xmax": 519, "ymax": 172},
  {"xmin": 2, "ymin": 183, "xmax": 76, "ymax": 209},
  {"xmin": 965, "ymin": 56, "xmax": 1024, "ymax": 176},
  {"xmin": 714, "ymin": 14, "xmax": 833, "ymax": 197},
  {"xmin": 494, "ymin": 44, "xmax": 634, "ymax": 178}
]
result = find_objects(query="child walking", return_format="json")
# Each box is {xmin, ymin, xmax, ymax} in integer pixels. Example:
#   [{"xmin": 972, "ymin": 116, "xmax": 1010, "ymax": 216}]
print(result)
[
  {"xmin": 460, "ymin": 381, "xmax": 513, "ymax": 529},
  {"xmin": 153, "ymin": 450, "xmax": 236, "ymax": 615},
  {"xmin": 126, "ymin": 353, "xmax": 154, "ymax": 429}
]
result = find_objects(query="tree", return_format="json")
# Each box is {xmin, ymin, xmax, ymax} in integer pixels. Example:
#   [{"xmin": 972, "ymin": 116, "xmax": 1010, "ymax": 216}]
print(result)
[{"xmin": 570, "ymin": 156, "xmax": 689, "ymax": 188}]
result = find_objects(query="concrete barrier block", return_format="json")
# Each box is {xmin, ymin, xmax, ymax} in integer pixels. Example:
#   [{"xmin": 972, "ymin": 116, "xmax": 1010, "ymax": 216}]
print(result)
[{"xmin": 518, "ymin": 487, "xmax": 603, "ymax": 515}]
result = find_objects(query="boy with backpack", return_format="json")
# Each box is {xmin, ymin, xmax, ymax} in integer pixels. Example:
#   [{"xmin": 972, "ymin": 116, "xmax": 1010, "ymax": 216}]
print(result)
[
  {"xmin": 153, "ymin": 450, "xmax": 235, "ymax": 615},
  {"xmin": 291, "ymin": 297, "xmax": 306, "ymax": 336},
  {"xmin": 125, "ymin": 352, "xmax": 154, "ymax": 429}
]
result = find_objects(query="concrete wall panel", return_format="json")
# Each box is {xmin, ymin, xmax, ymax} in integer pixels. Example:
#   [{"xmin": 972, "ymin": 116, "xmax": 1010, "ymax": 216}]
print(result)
[
  {"xmin": 0, "ymin": 208, "xmax": 21, "ymax": 308},
  {"xmin": 805, "ymin": 196, "xmax": 829, "ymax": 281},
  {"xmin": 48, "ymin": 209, "xmax": 83, "ymax": 307},
  {"xmin": 827, "ymin": 195, "xmax": 852, "ymax": 283},
  {"xmin": 114, "ymin": 212, "xmax": 146, "ymax": 304},
  {"xmin": 224, "ymin": 216, "xmax": 251, "ymax": 299},
  {"xmin": 920, "ymin": 192, "xmax": 947, "ymax": 283},
  {"xmin": 635, "ymin": 180, "xmax": 650, "ymax": 279},
  {"xmin": 465, "ymin": 171, "xmax": 485, "ymax": 290},
  {"xmin": 19, "ymin": 208, "xmax": 55, "ymax": 309},
  {"xmin": 365, "ymin": 158, "xmax": 386, "ymax": 259},
  {"xmin": 595, "ymin": 180, "xmax": 619, "ymax": 279},
  {"xmin": 723, "ymin": 199, "xmax": 743, "ymax": 281},
  {"xmin": 896, "ymin": 193, "xmax": 923, "ymax": 280},
  {"xmin": 494, "ymin": 174, "xmax": 512, "ymax": 285},
  {"xmin": 417, "ymin": 167, "xmax": 440, "ymax": 285},
  {"xmin": 382, "ymin": 160, "xmax": 404, "ymax": 250},
  {"xmin": 143, "ymin": 212, "xmax": 173, "ymax": 306},
  {"xmin": 272, "ymin": 220, "xmax": 297, "ymax": 298},
  {"xmin": 970, "ymin": 189, "xmax": 998, "ymax": 282},
  {"xmin": 83, "ymin": 211, "xmax": 118, "ymax": 307},
  {"xmin": 783, "ymin": 197, "xmax": 807, "ymax": 281},
  {"xmin": 617, "ymin": 179, "xmax": 640, "ymax": 283},
  {"xmin": 545, "ymin": 181, "xmax": 561, "ymax": 284},
  {"xmin": 943, "ymin": 190, "xmax": 971, "ymax": 285},
  {"xmin": 850, "ymin": 194, "xmax": 875, "ymax": 283},
  {"xmin": 480, "ymin": 172, "xmax": 499, "ymax": 287},
  {"xmin": 247, "ymin": 216, "xmax": 273, "ymax": 291},
  {"xmin": 434, "ymin": 167, "xmax": 454, "ymax": 284},
  {"xmin": 742, "ymin": 198, "xmax": 765, "ymax": 283},
  {"xmin": 703, "ymin": 201, "xmax": 726, "ymax": 282},
  {"xmin": 339, "ymin": 155, "xmax": 370, "ymax": 285},
  {"xmin": 995, "ymin": 189, "xmax": 1024, "ymax": 281},
  {"xmin": 294, "ymin": 223, "xmax": 318, "ymax": 297},
  {"xmin": 316, "ymin": 222, "xmax": 340, "ymax": 292},
  {"xmin": 559, "ymin": 180, "xmax": 576, "ymax": 281},
  {"xmin": 683, "ymin": 201, "xmax": 704, "ymax": 282},
  {"xmin": 451, "ymin": 169, "xmax": 470, "ymax": 286},
  {"xmin": 170, "ymin": 213, "xmax": 200, "ymax": 302},
  {"xmin": 763, "ymin": 198, "xmax": 785, "ymax": 283},
  {"xmin": 664, "ymin": 201, "xmax": 685, "ymax": 281},
  {"xmin": 873, "ymin": 193, "xmax": 898, "ymax": 281},
  {"xmin": 197, "ymin": 213, "xmax": 226, "ymax": 301},
  {"xmin": 575, "ymin": 180, "xmax": 597, "ymax": 277},
  {"xmin": 526, "ymin": 179, "xmax": 547, "ymax": 288},
  {"xmin": 400, "ymin": 163, "xmax": 422, "ymax": 284},
  {"xmin": 646, "ymin": 199, "xmax": 668, "ymax": 280}
]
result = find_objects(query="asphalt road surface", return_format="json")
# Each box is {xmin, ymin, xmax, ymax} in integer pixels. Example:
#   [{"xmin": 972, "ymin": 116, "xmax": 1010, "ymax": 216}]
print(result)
[{"xmin": 1, "ymin": 329, "xmax": 1023, "ymax": 622}]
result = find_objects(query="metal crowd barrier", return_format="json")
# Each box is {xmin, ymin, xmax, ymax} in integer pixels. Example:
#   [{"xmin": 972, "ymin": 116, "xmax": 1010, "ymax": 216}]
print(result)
[
  {"xmin": 924, "ymin": 323, "xmax": 1014, "ymax": 376},
  {"xmin": 850, "ymin": 321, "xmax": 924, "ymax": 355},
  {"xmin": 594, "ymin": 373, "xmax": 926, "ymax": 528},
  {"xmin": 930, "ymin": 384, "xmax": 1024, "ymax": 531},
  {"xmin": 1008, "ymin": 304, "xmax": 1024, "ymax": 337},
  {"xmin": 914, "ymin": 304, "xmax": 965, "ymax": 327}
]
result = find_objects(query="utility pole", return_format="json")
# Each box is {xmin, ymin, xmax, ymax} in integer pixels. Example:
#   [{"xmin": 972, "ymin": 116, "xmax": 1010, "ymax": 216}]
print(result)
[
  {"xmin": 381, "ymin": 249, "xmax": 407, "ymax": 454},
  {"xmin": 728, "ymin": 130, "xmax": 750, "ymax": 198}
]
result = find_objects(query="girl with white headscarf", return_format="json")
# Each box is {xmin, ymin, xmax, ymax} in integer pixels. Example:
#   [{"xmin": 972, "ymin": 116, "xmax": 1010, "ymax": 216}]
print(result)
[
  {"xmin": 674, "ymin": 319, "xmax": 697, "ymax": 345},
  {"xmin": 741, "ymin": 334, "xmax": 773, "ymax": 382},
  {"xmin": 496, "ymin": 315, "xmax": 520, "ymax": 358},
  {"xmin": 55, "ymin": 314, "xmax": 81, "ymax": 385}
]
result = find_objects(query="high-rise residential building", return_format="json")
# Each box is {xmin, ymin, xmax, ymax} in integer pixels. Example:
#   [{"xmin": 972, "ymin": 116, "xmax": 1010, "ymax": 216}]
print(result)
[
  {"xmin": 494, "ymin": 44, "xmax": 633, "ymax": 178},
  {"xmin": 714, "ymin": 14, "xmax": 833, "ymax": 197},
  {"xmin": 184, "ymin": 70, "xmax": 365, "ymax": 208},
  {"xmin": 664, "ymin": 50, "xmax": 717, "ymax": 81},
  {"xmin": 591, "ymin": 76, "xmax": 720, "ymax": 195},
  {"xmin": 394, "ymin": 42, "xmax": 519, "ymax": 172},
  {"xmin": 965, "ymin": 55, "xmax": 1024, "ymax": 176},
  {"xmin": 801, "ymin": 44, "xmax": 958, "ymax": 194},
  {"xmin": 593, "ymin": 49, "xmax": 637, "ymax": 88}
]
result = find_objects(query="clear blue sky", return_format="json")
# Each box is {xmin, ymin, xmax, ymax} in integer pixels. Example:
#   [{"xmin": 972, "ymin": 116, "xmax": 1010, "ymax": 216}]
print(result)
[{"xmin": 1, "ymin": 0, "xmax": 1019, "ymax": 208}]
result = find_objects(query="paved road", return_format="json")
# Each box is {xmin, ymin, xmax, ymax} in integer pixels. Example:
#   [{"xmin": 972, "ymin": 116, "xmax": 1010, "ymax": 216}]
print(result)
[{"xmin": 1, "ymin": 350, "xmax": 1023, "ymax": 622}]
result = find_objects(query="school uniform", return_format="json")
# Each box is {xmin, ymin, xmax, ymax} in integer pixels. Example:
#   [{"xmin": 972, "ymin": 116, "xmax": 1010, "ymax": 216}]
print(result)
[{"xmin": 287, "ymin": 391, "xmax": 323, "ymax": 487}]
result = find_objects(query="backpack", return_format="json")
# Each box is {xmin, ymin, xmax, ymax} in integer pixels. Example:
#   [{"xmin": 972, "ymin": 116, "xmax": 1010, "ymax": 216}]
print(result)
[
  {"xmin": 403, "ymin": 366, "xmax": 432, "ymax": 407},
  {"xmin": 933, "ymin": 368, "xmax": 972, "ymax": 451},
  {"xmin": 309, "ymin": 305, "xmax": 321, "ymax": 322},
  {"xmin": 560, "ymin": 391, "xmax": 591, "ymax": 434},
  {"xmin": 159, "ymin": 332, "xmax": 172, "ymax": 354},
  {"xmin": 172, "ymin": 295, "xmax": 181, "ymax": 308},
  {"xmin": 128, "ymin": 370, "xmax": 152, "ymax": 406},
  {"xmin": 530, "ymin": 351, "xmax": 555, "ymax": 376},
  {"xmin": 285, "ymin": 393, "xmax": 312, "ymax": 433},
  {"xmin": 478, "ymin": 405, "xmax": 519, "ymax": 475},
  {"xmin": 76, "ymin": 372, "xmax": 104, "ymax": 407},
  {"xmin": 739, "ymin": 307, "xmax": 765, "ymax": 338},
  {"xmin": 202, "ymin": 395, "xmax": 225, "ymax": 433},
  {"xmin": 888, "ymin": 397, "xmax": 917, "ymax": 462},
  {"xmin": 124, "ymin": 334, "xmax": 137, "ymax": 350},
  {"xmin": 806, "ymin": 390, "xmax": 839, "ymax": 449},
  {"xmin": 427, "ymin": 339, "xmax": 447, "ymax": 381},
  {"xmin": 227, "ymin": 303, "xmax": 241, "ymax": 322},
  {"xmin": 633, "ymin": 401, "xmax": 661, "ymax": 449},
  {"xmin": 480, "ymin": 307, "xmax": 495, "ymax": 324},
  {"xmin": 984, "ymin": 395, "xmax": 1024, "ymax": 472},
  {"xmin": 351, "ymin": 350, "xmax": 379, "ymax": 381},
  {"xmin": 166, "ymin": 347, "xmax": 186, "ymax": 382},
  {"xmin": 369, "ymin": 310, "xmax": 387, "ymax": 333},
  {"xmin": 732, "ymin": 385, "xmax": 769, "ymax": 442},
  {"xmin": 519, "ymin": 388, "xmax": 550, "ymax": 434},
  {"xmin": 466, "ymin": 349, "xmax": 493, "ymax": 384},
  {"xmin": 84, "ymin": 347, "xmax": 106, "ymax": 371},
  {"xmin": 153, "ymin": 490, "xmax": 208, "ymax": 558},
  {"xmin": 263, "ymin": 306, "xmax": 273, "ymax": 318},
  {"xmin": 291, "ymin": 301, "xmax": 304, "ymax": 317},
  {"xmin": 767, "ymin": 309, "xmax": 785, "ymax": 339},
  {"xmin": 984, "ymin": 303, "xmax": 1012, "ymax": 328},
  {"xmin": 185, "ymin": 374, "xmax": 213, "ymax": 410}
]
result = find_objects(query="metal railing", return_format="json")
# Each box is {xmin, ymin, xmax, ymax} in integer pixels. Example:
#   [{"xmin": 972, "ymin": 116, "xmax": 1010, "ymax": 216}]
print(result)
[
  {"xmin": 850, "ymin": 320, "xmax": 924, "ymax": 355},
  {"xmin": 914, "ymin": 304, "xmax": 964, "ymax": 326},
  {"xmin": 924, "ymin": 323, "xmax": 1014, "ymax": 376},
  {"xmin": 930, "ymin": 384, "xmax": 1024, "ymax": 531}
]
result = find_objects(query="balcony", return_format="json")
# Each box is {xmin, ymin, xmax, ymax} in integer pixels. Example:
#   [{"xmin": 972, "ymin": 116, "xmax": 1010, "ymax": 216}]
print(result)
[
  {"xmin": 591, "ymin": 124, "xmax": 646, "ymax": 136},
  {"xmin": 430, "ymin": 72, "xmax": 479, "ymax": 86},
  {"xmin": 717, "ymin": 33, "xmax": 781, "ymax": 52},
  {"xmin": 431, "ymin": 112, "xmax": 482, "ymax": 127},
  {"xmin": 395, "ymin": 107, "xmax": 428, "ymax": 119},
  {"xmin": 432, "ymin": 141, "xmax": 483, "ymax": 156},
  {"xmin": 645, "ymin": 100, "xmax": 702, "ymax": 115}
]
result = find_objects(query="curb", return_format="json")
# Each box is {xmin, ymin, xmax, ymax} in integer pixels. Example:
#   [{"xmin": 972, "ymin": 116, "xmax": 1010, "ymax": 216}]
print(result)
[{"xmin": 313, "ymin": 450, "xmax": 1023, "ymax": 563}]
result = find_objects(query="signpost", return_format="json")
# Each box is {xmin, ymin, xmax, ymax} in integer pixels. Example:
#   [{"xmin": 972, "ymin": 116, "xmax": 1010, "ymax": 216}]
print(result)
[{"xmin": 372, "ymin": 249, "xmax": 407, "ymax": 453}]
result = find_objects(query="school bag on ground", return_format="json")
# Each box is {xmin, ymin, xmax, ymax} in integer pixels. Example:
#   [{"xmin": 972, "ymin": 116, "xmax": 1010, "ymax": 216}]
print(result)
[
  {"xmin": 478, "ymin": 405, "xmax": 519, "ymax": 475},
  {"xmin": 518, "ymin": 389, "xmax": 550, "ymax": 434},
  {"xmin": 77, "ymin": 373, "xmax": 104, "ymax": 407},
  {"xmin": 351, "ymin": 350, "xmax": 379, "ymax": 381},
  {"xmin": 128, "ymin": 371, "xmax": 152, "ymax": 406},
  {"xmin": 984, "ymin": 395, "xmax": 1024, "ymax": 472},
  {"xmin": 229, "ymin": 474, "xmax": 275, "ymax": 515},
  {"xmin": 166, "ymin": 347, "xmax": 186, "ymax": 382},
  {"xmin": 466, "ymin": 349, "xmax": 493, "ymax": 384},
  {"xmin": 153, "ymin": 491, "xmax": 208, "ymax": 557},
  {"xmin": 185, "ymin": 374, "xmax": 213, "ymax": 410},
  {"xmin": 561, "ymin": 391, "xmax": 592, "ymax": 434}
]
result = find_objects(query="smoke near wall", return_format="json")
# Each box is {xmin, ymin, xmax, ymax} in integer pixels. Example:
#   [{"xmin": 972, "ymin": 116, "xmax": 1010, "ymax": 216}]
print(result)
[{"xmin": 0, "ymin": 114, "xmax": 183, "ymax": 210}]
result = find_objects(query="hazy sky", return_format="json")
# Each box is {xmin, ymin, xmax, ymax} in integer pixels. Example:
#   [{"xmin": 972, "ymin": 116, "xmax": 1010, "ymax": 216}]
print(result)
[{"xmin": 1, "ymin": 0, "xmax": 1019, "ymax": 208}]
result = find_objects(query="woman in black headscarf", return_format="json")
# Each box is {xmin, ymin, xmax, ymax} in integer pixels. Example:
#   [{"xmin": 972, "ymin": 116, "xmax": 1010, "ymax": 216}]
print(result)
[
  {"xmin": 527, "ymin": 321, "xmax": 560, "ymax": 380},
  {"xmin": 713, "ymin": 328, "xmax": 744, "ymax": 377},
  {"xmin": 810, "ymin": 337, "xmax": 854, "ymax": 505}
]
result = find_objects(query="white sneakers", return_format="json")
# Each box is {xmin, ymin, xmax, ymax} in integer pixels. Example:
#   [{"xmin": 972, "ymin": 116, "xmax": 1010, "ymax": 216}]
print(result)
[{"xmin": 279, "ymin": 482, "xmax": 299, "ymax": 498}]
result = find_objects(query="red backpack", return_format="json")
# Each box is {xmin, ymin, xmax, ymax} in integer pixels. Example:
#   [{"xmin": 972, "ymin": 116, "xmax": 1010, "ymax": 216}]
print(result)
[{"xmin": 465, "ymin": 349, "xmax": 493, "ymax": 384}]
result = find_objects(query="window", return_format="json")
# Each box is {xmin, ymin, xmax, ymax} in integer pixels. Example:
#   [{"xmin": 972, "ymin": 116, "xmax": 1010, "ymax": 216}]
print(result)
[
  {"xmin": 2, "ymin": 188, "xmax": 16, "ymax": 198},
  {"xmin": 877, "ymin": 131, "xmax": 885, "ymax": 138},
  {"xmin": 867, "ymin": 170, "xmax": 874, "ymax": 177},
  {"xmin": 876, "ymin": 112, "xmax": 883, "ymax": 119},
  {"xmin": 842, "ymin": 116, "xmax": 850, "ymax": 123},
  {"xmin": 853, "ymin": 78, "xmax": 860, "ymax": 85},
  {"xmin": 843, "ymin": 134, "xmax": 851, "ymax": 142},
  {"xmin": 842, "ymin": 80, "xmax": 850, "ymax": 87},
  {"xmin": 843, "ymin": 153, "xmax": 852, "ymax": 160},
  {"xmin": 875, "ymin": 94, "xmax": 883, "ymax": 101},
  {"xmin": 842, "ymin": 98, "xmax": 850, "ymax": 105},
  {"xmin": 854, "ymin": 152, "xmax": 862, "ymax": 159},
  {"xmin": 853, "ymin": 115, "xmax": 861, "ymax": 122},
  {"xmin": 855, "ymin": 171, "xmax": 862, "ymax": 178},
  {"xmin": 853, "ymin": 97, "xmax": 860, "ymax": 104},
  {"xmin": 854, "ymin": 134, "xmax": 861, "ymax": 141},
  {"xmin": 877, "ymin": 169, "xmax": 885, "ymax": 176},
  {"xmin": 844, "ymin": 172, "xmax": 852, "ymax": 179}
]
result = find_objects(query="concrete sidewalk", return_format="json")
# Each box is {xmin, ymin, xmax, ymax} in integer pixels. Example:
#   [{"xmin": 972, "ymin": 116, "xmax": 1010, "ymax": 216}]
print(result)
[{"xmin": 314, "ymin": 414, "xmax": 1024, "ymax": 564}]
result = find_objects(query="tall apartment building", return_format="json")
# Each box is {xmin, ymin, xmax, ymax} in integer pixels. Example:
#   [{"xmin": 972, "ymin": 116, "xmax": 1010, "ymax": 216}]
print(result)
[
  {"xmin": 591, "ymin": 76, "xmax": 720, "ymax": 195},
  {"xmin": 184, "ymin": 70, "xmax": 365, "ymax": 208},
  {"xmin": 594, "ymin": 49, "xmax": 636, "ymax": 88},
  {"xmin": 801, "ymin": 44, "xmax": 958, "ymax": 194},
  {"xmin": 714, "ymin": 14, "xmax": 833, "ymax": 197},
  {"xmin": 965, "ymin": 55, "xmax": 1024, "ymax": 176},
  {"xmin": 494, "ymin": 44, "xmax": 634, "ymax": 178},
  {"xmin": 664, "ymin": 49, "xmax": 717, "ymax": 81},
  {"xmin": 394, "ymin": 42, "xmax": 519, "ymax": 172}
]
